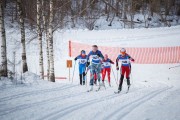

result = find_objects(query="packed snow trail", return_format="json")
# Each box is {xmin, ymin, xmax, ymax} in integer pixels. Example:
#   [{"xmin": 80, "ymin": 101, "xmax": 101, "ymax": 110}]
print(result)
[{"xmin": 0, "ymin": 65, "xmax": 180, "ymax": 120}]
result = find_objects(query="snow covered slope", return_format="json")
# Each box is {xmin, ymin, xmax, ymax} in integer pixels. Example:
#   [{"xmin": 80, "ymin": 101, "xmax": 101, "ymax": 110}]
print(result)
[
  {"xmin": 0, "ymin": 64, "xmax": 180, "ymax": 120},
  {"xmin": 0, "ymin": 25, "xmax": 180, "ymax": 120}
]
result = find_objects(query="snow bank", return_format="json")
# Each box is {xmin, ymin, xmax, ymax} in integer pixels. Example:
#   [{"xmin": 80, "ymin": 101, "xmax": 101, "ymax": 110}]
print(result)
[{"xmin": 0, "ymin": 72, "xmax": 43, "ymax": 88}]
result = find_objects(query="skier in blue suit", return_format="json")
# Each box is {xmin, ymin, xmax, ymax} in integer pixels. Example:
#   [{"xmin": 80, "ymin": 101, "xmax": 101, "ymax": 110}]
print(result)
[
  {"xmin": 86, "ymin": 45, "xmax": 104, "ymax": 91},
  {"xmin": 74, "ymin": 50, "xmax": 88, "ymax": 85}
]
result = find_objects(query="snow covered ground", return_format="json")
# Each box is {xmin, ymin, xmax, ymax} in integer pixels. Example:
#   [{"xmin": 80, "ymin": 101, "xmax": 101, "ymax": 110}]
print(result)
[
  {"xmin": 0, "ymin": 25, "xmax": 180, "ymax": 120},
  {"xmin": 0, "ymin": 64, "xmax": 180, "ymax": 120}
]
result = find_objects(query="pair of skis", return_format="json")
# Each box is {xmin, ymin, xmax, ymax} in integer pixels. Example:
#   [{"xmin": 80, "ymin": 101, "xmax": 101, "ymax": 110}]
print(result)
[{"xmin": 114, "ymin": 86, "xmax": 130, "ymax": 94}]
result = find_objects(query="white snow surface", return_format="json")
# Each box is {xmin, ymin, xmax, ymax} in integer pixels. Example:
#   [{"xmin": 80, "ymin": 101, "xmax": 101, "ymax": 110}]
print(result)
[{"xmin": 0, "ymin": 25, "xmax": 180, "ymax": 120}]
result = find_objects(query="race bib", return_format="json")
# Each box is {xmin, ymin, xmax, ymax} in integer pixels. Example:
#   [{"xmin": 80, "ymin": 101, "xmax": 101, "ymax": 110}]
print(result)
[
  {"xmin": 79, "ymin": 59, "xmax": 87, "ymax": 64},
  {"xmin": 119, "ymin": 59, "xmax": 130, "ymax": 65},
  {"xmin": 103, "ymin": 62, "xmax": 111, "ymax": 67},
  {"xmin": 91, "ymin": 55, "xmax": 99, "ymax": 60}
]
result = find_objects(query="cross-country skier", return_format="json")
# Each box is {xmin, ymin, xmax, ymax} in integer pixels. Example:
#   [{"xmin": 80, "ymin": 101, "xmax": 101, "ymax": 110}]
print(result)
[
  {"xmin": 87, "ymin": 45, "xmax": 104, "ymax": 91},
  {"xmin": 102, "ymin": 54, "xmax": 114, "ymax": 87},
  {"xmin": 116, "ymin": 48, "xmax": 135, "ymax": 92},
  {"xmin": 74, "ymin": 50, "xmax": 88, "ymax": 85}
]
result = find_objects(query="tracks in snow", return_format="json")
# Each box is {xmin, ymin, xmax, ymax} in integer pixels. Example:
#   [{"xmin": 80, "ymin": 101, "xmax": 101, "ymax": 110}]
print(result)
[
  {"xmin": 103, "ymin": 86, "xmax": 173, "ymax": 120},
  {"xmin": 0, "ymin": 83, "xmax": 174, "ymax": 120},
  {"xmin": 0, "ymin": 84, "xmax": 77, "ymax": 102}
]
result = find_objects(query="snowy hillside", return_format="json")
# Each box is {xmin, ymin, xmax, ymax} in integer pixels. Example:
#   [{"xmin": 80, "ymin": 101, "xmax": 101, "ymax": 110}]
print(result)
[{"xmin": 1, "ymin": 25, "xmax": 180, "ymax": 120}]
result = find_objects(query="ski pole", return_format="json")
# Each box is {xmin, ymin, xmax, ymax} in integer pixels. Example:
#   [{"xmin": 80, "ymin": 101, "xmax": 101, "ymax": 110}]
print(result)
[
  {"xmin": 129, "ymin": 64, "xmax": 133, "ymax": 85},
  {"xmin": 85, "ymin": 73, "xmax": 87, "ymax": 86},
  {"xmin": 84, "ymin": 67, "xmax": 87, "ymax": 86},
  {"xmin": 111, "ymin": 68, "xmax": 118, "ymax": 86},
  {"xmin": 169, "ymin": 65, "xmax": 180, "ymax": 69},
  {"xmin": 71, "ymin": 61, "xmax": 76, "ymax": 83}
]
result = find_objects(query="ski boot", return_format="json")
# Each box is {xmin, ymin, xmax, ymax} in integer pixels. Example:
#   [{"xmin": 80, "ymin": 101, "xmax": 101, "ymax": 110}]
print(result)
[
  {"xmin": 83, "ymin": 80, "xmax": 85, "ymax": 85},
  {"xmin": 127, "ymin": 78, "xmax": 131, "ymax": 91},
  {"xmin": 118, "ymin": 85, "xmax": 122, "ymax": 93}
]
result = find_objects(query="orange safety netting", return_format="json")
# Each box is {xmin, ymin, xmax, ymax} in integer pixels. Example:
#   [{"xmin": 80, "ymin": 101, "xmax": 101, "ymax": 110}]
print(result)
[{"xmin": 69, "ymin": 41, "xmax": 180, "ymax": 64}]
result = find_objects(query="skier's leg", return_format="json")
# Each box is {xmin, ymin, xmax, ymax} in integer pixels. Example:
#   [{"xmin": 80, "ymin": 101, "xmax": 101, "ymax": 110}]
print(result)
[
  {"xmin": 127, "ymin": 77, "xmax": 130, "ymax": 86},
  {"xmin": 90, "ymin": 71, "xmax": 95, "ymax": 86},
  {"xmin": 118, "ymin": 67, "xmax": 125, "ymax": 91},
  {"xmin": 107, "ymin": 68, "xmax": 111, "ymax": 84},
  {"xmin": 90, "ymin": 74, "xmax": 93, "ymax": 85},
  {"xmin": 97, "ymin": 64, "xmax": 102, "ymax": 83},
  {"xmin": 94, "ymin": 73, "xmax": 97, "ymax": 84},
  {"xmin": 126, "ymin": 67, "xmax": 131, "ymax": 86},
  {"xmin": 102, "ymin": 68, "xmax": 106, "ymax": 83},
  {"xmin": 89, "ymin": 64, "xmax": 96, "ymax": 90},
  {"xmin": 102, "ymin": 68, "xmax": 106, "ymax": 82},
  {"xmin": 83, "ymin": 72, "xmax": 86, "ymax": 85},
  {"xmin": 79, "ymin": 74, "xmax": 82, "ymax": 85},
  {"xmin": 118, "ymin": 75, "xmax": 124, "ymax": 91},
  {"xmin": 97, "ymin": 72, "xmax": 101, "ymax": 83},
  {"xmin": 96, "ymin": 64, "xmax": 106, "ymax": 90},
  {"xmin": 82, "ymin": 66, "xmax": 86, "ymax": 85},
  {"xmin": 79, "ymin": 65, "xmax": 83, "ymax": 85}
]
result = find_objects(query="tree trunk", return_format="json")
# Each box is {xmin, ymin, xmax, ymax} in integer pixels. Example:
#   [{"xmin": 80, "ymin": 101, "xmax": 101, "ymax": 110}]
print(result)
[
  {"xmin": 116, "ymin": 0, "xmax": 120, "ymax": 16},
  {"xmin": 37, "ymin": 0, "xmax": 44, "ymax": 79},
  {"xmin": 48, "ymin": 0, "xmax": 55, "ymax": 82},
  {"xmin": 46, "ymin": 30, "xmax": 50, "ymax": 80},
  {"xmin": 17, "ymin": 0, "xmax": 28, "ymax": 73},
  {"xmin": 128, "ymin": 0, "xmax": 134, "ymax": 29},
  {"xmin": 122, "ymin": 0, "xmax": 126, "ymax": 19},
  {"xmin": 0, "ymin": 1, "xmax": 8, "ymax": 77},
  {"xmin": 42, "ymin": 0, "xmax": 50, "ymax": 80}
]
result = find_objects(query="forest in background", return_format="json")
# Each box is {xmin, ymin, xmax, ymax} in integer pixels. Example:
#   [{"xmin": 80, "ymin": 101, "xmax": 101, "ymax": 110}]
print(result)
[{"xmin": 4, "ymin": 0, "xmax": 180, "ymax": 30}]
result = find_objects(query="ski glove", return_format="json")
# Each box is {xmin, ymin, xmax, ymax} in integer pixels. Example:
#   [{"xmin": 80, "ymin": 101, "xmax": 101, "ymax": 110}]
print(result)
[
  {"xmin": 74, "ymin": 57, "xmax": 77, "ymax": 61},
  {"xmin": 131, "ymin": 59, "xmax": 135, "ymax": 62},
  {"xmin": 116, "ymin": 66, "xmax": 119, "ymax": 70}
]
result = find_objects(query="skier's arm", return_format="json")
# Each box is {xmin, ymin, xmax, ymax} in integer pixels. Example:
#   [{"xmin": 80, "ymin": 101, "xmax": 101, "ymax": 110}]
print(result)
[
  {"xmin": 86, "ymin": 52, "xmax": 91, "ymax": 67},
  {"xmin": 129, "ymin": 55, "xmax": 135, "ymax": 62},
  {"xmin": 99, "ymin": 51, "xmax": 104, "ymax": 60},
  {"xmin": 74, "ymin": 55, "xmax": 79, "ymax": 61},
  {"xmin": 110, "ymin": 59, "xmax": 114, "ymax": 64},
  {"xmin": 130, "ymin": 58, "xmax": 135, "ymax": 62},
  {"xmin": 127, "ymin": 54, "xmax": 135, "ymax": 62}
]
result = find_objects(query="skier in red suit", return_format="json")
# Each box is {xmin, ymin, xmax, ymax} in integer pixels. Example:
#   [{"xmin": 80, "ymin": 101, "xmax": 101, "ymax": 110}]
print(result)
[
  {"xmin": 102, "ymin": 54, "xmax": 114, "ymax": 86},
  {"xmin": 116, "ymin": 48, "xmax": 135, "ymax": 92}
]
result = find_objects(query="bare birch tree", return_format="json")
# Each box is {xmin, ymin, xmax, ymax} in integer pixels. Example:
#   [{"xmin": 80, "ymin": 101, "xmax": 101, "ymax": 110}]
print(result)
[
  {"xmin": 37, "ymin": 0, "xmax": 44, "ymax": 79},
  {"xmin": 17, "ymin": 0, "xmax": 28, "ymax": 73},
  {"xmin": 0, "ymin": 0, "xmax": 8, "ymax": 77},
  {"xmin": 48, "ymin": 0, "xmax": 55, "ymax": 82},
  {"xmin": 42, "ymin": 0, "xmax": 50, "ymax": 80}
]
